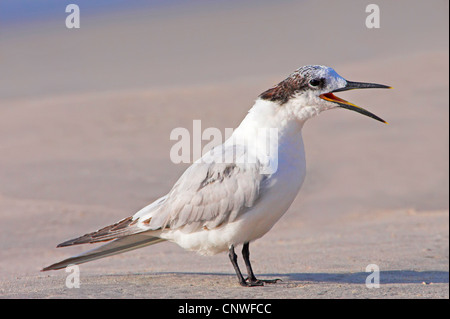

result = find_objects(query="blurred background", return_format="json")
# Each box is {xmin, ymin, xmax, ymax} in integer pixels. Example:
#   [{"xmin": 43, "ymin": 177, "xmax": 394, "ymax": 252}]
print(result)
[
  {"xmin": 0, "ymin": 0, "xmax": 448, "ymax": 285},
  {"xmin": 1, "ymin": 0, "xmax": 448, "ymax": 99}
]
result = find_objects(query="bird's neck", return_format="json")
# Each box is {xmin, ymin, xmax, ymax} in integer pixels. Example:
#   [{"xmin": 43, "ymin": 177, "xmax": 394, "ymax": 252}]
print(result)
[
  {"xmin": 225, "ymin": 98, "xmax": 306, "ymax": 172},
  {"xmin": 232, "ymin": 98, "xmax": 304, "ymax": 142},
  {"xmin": 226, "ymin": 98, "xmax": 306, "ymax": 176}
]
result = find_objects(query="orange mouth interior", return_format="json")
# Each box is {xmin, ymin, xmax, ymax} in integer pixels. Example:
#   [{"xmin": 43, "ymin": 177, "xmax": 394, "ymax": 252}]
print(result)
[{"xmin": 319, "ymin": 92, "xmax": 350, "ymax": 104}]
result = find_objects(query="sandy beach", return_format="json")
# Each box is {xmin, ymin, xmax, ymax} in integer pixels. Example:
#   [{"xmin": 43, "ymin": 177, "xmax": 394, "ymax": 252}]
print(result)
[{"xmin": 0, "ymin": 0, "xmax": 448, "ymax": 298}]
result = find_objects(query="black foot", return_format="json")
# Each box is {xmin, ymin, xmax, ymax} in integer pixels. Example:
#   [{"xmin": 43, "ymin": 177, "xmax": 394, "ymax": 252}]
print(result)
[
  {"xmin": 245, "ymin": 277, "xmax": 282, "ymax": 286},
  {"xmin": 239, "ymin": 280, "xmax": 264, "ymax": 287}
]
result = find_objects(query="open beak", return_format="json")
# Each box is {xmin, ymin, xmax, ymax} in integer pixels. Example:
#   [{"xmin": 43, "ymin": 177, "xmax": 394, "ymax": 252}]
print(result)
[{"xmin": 319, "ymin": 81, "xmax": 392, "ymax": 124}]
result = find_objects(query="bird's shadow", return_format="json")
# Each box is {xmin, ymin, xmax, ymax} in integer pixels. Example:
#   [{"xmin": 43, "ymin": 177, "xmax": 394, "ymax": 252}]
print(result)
[
  {"xmin": 149, "ymin": 270, "xmax": 449, "ymax": 285},
  {"xmin": 281, "ymin": 270, "xmax": 449, "ymax": 284}
]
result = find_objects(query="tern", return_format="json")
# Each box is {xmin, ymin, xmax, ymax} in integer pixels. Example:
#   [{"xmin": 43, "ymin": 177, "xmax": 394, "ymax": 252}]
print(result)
[{"xmin": 43, "ymin": 65, "xmax": 391, "ymax": 286}]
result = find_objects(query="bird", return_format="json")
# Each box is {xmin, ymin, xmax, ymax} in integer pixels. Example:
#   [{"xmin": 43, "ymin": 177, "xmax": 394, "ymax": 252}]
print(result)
[{"xmin": 42, "ymin": 65, "xmax": 391, "ymax": 286}]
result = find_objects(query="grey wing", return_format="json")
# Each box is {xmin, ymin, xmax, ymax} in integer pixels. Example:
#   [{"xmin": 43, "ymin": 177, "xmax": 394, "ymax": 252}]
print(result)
[{"xmin": 141, "ymin": 144, "xmax": 267, "ymax": 232}]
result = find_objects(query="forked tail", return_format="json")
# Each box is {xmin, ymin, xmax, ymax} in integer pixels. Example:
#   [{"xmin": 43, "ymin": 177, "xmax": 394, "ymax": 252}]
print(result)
[{"xmin": 42, "ymin": 233, "xmax": 165, "ymax": 271}]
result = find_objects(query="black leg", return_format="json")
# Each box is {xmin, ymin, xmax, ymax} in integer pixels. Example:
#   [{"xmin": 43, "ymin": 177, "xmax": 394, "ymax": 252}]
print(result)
[
  {"xmin": 228, "ymin": 245, "xmax": 248, "ymax": 286},
  {"xmin": 228, "ymin": 245, "xmax": 263, "ymax": 287},
  {"xmin": 242, "ymin": 242, "xmax": 258, "ymax": 282},
  {"xmin": 241, "ymin": 242, "xmax": 281, "ymax": 285}
]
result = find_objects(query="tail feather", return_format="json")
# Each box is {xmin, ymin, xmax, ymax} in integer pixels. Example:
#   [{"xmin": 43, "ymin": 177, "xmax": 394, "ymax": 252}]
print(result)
[
  {"xmin": 57, "ymin": 216, "xmax": 140, "ymax": 247},
  {"xmin": 42, "ymin": 233, "xmax": 165, "ymax": 271}
]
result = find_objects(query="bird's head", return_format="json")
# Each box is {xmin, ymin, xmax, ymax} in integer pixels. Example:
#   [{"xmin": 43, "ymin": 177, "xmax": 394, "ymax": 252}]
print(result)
[{"xmin": 259, "ymin": 65, "xmax": 391, "ymax": 124}]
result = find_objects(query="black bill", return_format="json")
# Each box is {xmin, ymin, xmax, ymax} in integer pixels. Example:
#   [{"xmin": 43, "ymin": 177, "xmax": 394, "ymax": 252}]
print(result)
[{"xmin": 319, "ymin": 81, "xmax": 392, "ymax": 123}]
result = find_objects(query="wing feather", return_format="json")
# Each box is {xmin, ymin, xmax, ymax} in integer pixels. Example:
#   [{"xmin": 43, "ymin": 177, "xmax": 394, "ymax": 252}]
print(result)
[{"xmin": 137, "ymin": 144, "xmax": 266, "ymax": 232}]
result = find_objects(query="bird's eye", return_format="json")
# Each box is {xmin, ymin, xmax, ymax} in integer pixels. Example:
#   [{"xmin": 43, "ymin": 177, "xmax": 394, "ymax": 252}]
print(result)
[{"xmin": 309, "ymin": 79, "xmax": 321, "ymax": 87}]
